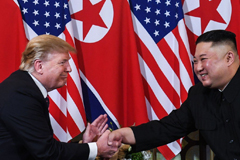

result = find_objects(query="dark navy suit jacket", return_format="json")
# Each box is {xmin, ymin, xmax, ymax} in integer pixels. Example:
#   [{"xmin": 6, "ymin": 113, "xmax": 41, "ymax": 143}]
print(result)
[{"xmin": 0, "ymin": 70, "xmax": 89, "ymax": 160}]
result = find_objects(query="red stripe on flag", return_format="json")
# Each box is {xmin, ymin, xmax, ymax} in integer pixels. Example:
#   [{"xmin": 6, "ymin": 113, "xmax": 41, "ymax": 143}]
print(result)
[
  {"xmin": 57, "ymin": 85, "xmax": 67, "ymax": 101},
  {"xmin": 135, "ymin": 34, "xmax": 180, "ymax": 109},
  {"xmin": 66, "ymin": 110, "xmax": 81, "ymax": 139},
  {"xmin": 48, "ymin": 98, "xmax": 67, "ymax": 133},
  {"xmin": 180, "ymin": 81, "xmax": 188, "ymax": 108},
  {"xmin": 142, "ymin": 79, "xmax": 168, "ymax": 119},
  {"xmin": 63, "ymin": 27, "xmax": 80, "ymax": 71},
  {"xmin": 157, "ymin": 39, "xmax": 180, "ymax": 79},
  {"xmin": 157, "ymin": 145, "xmax": 175, "ymax": 160},
  {"xmin": 171, "ymin": 27, "xmax": 194, "ymax": 103},
  {"xmin": 157, "ymin": 139, "xmax": 182, "ymax": 160},
  {"xmin": 172, "ymin": 27, "xmax": 194, "ymax": 85},
  {"xmin": 67, "ymin": 75, "xmax": 86, "ymax": 124}
]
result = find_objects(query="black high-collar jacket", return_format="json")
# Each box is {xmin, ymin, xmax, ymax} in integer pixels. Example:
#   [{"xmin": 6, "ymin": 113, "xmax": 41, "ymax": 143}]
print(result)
[{"xmin": 132, "ymin": 67, "xmax": 240, "ymax": 160}]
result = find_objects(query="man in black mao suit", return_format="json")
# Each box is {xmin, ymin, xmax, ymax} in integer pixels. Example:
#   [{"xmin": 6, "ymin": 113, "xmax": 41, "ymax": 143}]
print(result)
[
  {"xmin": 0, "ymin": 35, "xmax": 119, "ymax": 160},
  {"xmin": 108, "ymin": 30, "xmax": 240, "ymax": 160}
]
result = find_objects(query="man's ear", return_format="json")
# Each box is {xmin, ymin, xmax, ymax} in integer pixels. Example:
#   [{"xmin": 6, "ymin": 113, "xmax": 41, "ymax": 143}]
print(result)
[
  {"xmin": 226, "ymin": 51, "xmax": 235, "ymax": 66},
  {"xmin": 34, "ymin": 59, "xmax": 43, "ymax": 74}
]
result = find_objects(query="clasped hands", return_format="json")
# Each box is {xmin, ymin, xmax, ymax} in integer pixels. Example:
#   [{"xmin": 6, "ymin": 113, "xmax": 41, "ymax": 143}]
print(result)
[{"xmin": 81, "ymin": 114, "xmax": 123, "ymax": 159}]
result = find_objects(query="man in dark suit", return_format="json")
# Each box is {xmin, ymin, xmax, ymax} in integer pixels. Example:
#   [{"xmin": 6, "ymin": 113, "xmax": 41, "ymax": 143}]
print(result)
[
  {"xmin": 0, "ymin": 34, "xmax": 120, "ymax": 160},
  {"xmin": 108, "ymin": 30, "xmax": 240, "ymax": 160}
]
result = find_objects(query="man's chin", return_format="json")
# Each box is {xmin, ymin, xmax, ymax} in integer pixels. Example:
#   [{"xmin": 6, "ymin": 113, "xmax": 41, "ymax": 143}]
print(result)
[
  {"xmin": 202, "ymin": 82, "xmax": 211, "ymax": 88},
  {"xmin": 58, "ymin": 82, "xmax": 67, "ymax": 88}
]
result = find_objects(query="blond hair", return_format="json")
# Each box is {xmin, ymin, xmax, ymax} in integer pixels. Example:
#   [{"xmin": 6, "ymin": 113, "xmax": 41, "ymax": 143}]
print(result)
[{"xmin": 20, "ymin": 34, "xmax": 76, "ymax": 72}]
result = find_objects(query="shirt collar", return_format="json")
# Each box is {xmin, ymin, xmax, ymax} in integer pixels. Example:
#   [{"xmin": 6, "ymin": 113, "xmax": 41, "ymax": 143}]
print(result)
[
  {"xmin": 221, "ymin": 66, "xmax": 240, "ymax": 102},
  {"xmin": 28, "ymin": 72, "xmax": 48, "ymax": 98},
  {"xmin": 218, "ymin": 82, "xmax": 229, "ymax": 92}
]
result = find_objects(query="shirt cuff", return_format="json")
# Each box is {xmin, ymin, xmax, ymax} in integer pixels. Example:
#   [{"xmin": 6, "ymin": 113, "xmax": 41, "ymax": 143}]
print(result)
[{"xmin": 88, "ymin": 142, "xmax": 98, "ymax": 160}]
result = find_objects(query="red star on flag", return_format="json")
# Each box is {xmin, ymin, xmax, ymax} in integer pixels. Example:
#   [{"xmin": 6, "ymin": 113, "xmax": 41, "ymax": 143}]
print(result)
[
  {"xmin": 185, "ymin": 0, "xmax": 226, "ymax": 33},
  {"xmin": 71, "ymin": 0, "xmax": 107, "ymax": 40}
]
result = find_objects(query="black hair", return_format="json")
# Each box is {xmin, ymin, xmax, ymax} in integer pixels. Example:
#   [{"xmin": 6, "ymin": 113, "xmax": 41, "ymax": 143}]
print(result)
[{"xmin": 196, "ymin": 30, "xmax": 237, "ymax": 51}]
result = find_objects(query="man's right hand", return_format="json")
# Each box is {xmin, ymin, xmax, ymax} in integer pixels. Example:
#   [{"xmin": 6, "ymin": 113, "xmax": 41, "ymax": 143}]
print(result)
[
  {"xmin": 108, "ymin": 127, "xmax": 136, "ymax": 145},
  {"xmin": 96, "ymin": 130, "xmax": 121, "ymax": 158}
]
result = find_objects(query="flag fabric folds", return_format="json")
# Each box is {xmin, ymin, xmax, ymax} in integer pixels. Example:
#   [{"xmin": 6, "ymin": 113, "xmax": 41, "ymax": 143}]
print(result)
[
  {"xmin": 2, "ymin": 0, "xmax": 240, "ymax": 159},
  {"xmin": 70, "ymin": 0, "xmax": 148, "ymax": 129},
  {"xmin": 129, "ymin": 0, "xmax": 194, "ymax": 159},
  {"xmin": 0, "ymin": 0, "xmax": 27, "ymax": 82}
]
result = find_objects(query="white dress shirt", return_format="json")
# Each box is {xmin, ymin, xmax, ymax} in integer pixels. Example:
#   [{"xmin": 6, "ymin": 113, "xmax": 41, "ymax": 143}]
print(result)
[{"xmin": 28, "ymin": 72, "xmax": 98, "ymax": 159}]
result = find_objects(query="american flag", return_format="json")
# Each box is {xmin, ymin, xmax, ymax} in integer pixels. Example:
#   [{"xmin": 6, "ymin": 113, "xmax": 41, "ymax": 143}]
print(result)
[
  {"xmin": 129, "ymin": 0, "xmax": 194, "ymax": 158},
  {"xmin": 17, "ymin": 0, "xmax": 87, "ymax": 142}
]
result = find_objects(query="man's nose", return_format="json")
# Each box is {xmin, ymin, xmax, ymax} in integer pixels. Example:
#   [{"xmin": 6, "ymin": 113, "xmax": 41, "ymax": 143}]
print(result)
[
  {"xmin": 65, "ymin": 61, "xmax": 72, "ymax": 72},
  {"xmin": 194, "ymin": 62, "xmax": 203, "ymax": 72}
]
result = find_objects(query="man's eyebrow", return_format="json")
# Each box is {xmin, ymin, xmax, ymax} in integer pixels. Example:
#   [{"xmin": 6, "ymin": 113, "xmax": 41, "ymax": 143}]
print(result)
[
  {"xmin": 193, "ymin": 54, "xmax": 207, "ymax": 59},
  {"xmin": 199, "ymin": 54, "xmax": 207, "ymax": 57},
  {"xmin": 61, "ymin": 57, "xmax": 71, "ymax": 62},
  {"xmin": 64, "ymin": 57, "xmax": 71, "ymax": 61}
]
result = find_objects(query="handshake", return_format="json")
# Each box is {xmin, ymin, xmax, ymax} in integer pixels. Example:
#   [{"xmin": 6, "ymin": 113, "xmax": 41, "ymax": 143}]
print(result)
[{"xmin": 81, "ymin": 114, "xmax": 133, "ymax": 159}]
